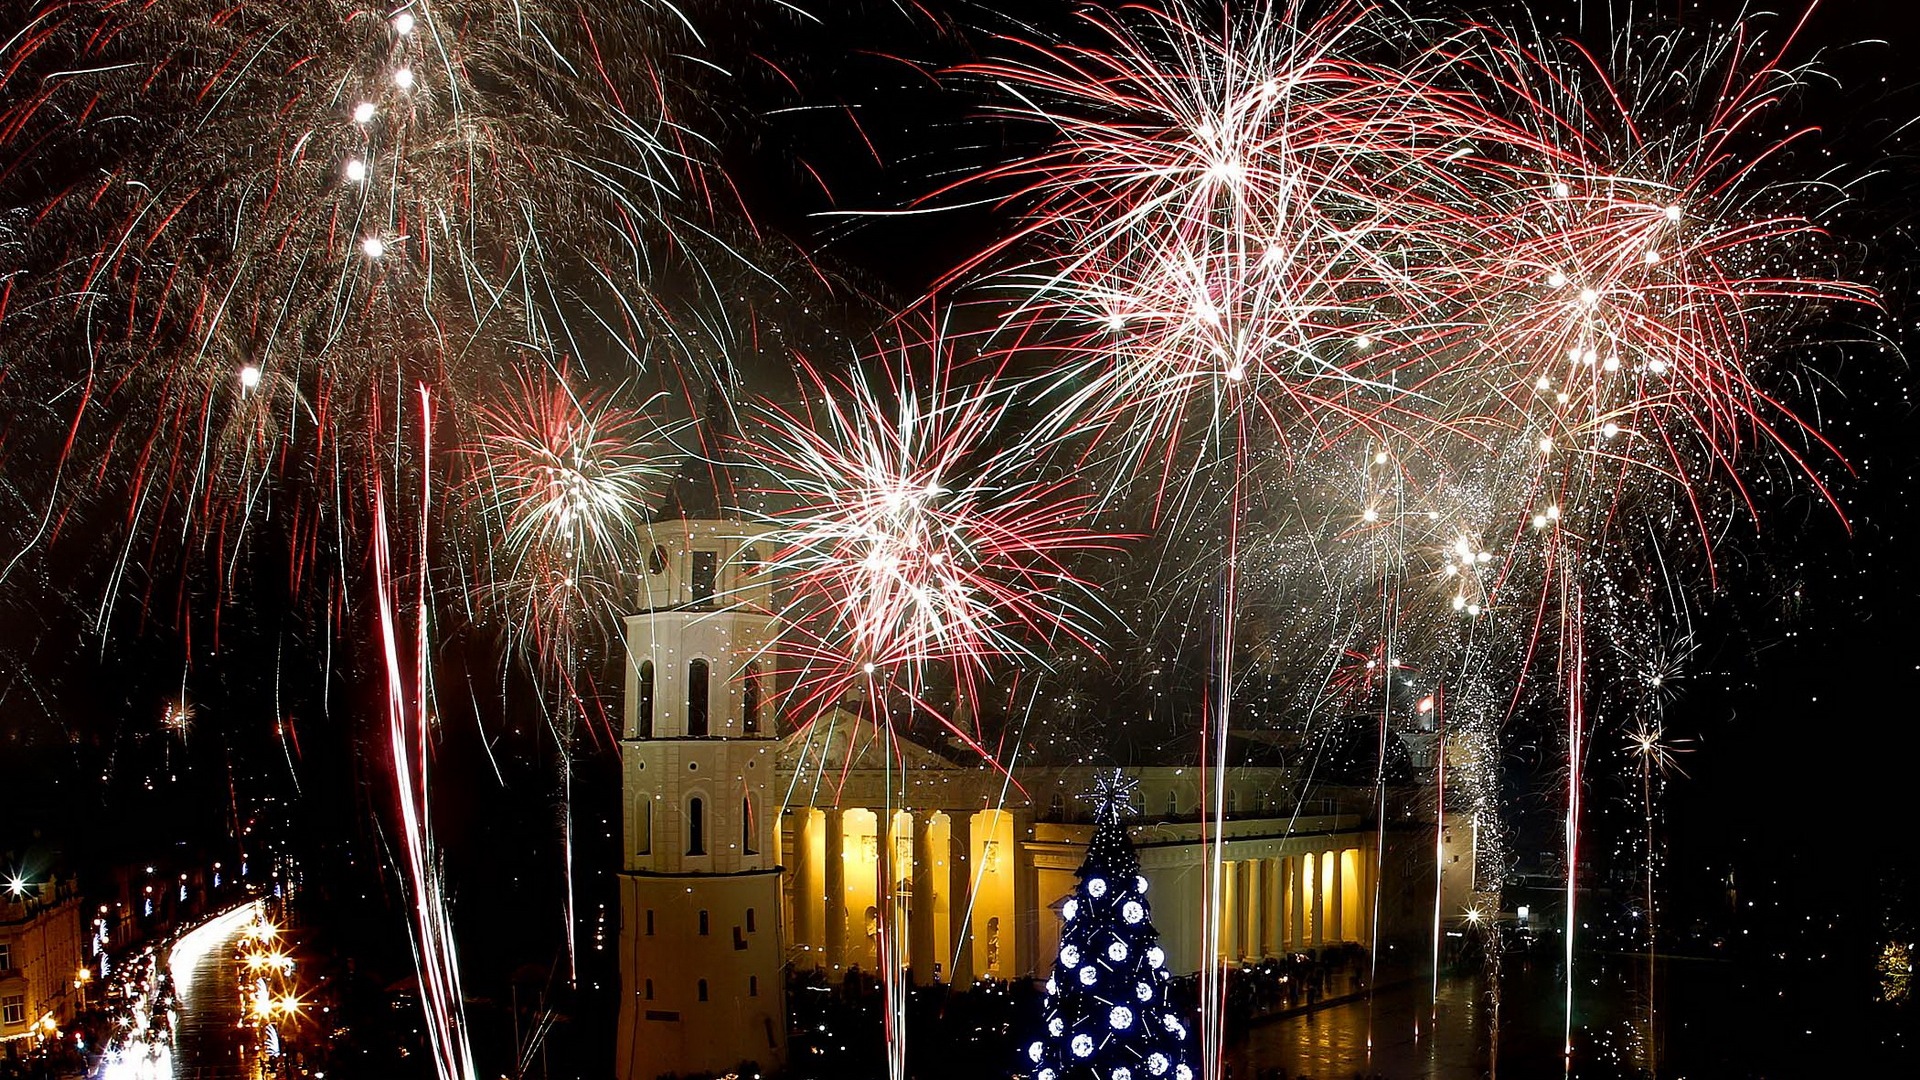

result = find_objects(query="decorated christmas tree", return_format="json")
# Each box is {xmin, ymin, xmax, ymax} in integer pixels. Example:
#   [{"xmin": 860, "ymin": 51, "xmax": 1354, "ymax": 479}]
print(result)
[{"xmin": 1027, "ymin": 772, "xmax": 1193, "ymax": 1080}]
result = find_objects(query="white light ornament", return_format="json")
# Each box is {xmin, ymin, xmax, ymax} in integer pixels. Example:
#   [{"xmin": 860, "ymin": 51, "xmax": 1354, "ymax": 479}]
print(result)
[
  {"xmin": 1146, "ymin": 946, "xmax": 1165, "ymax": 969},
  {"xmin": 1122, "ymin": 900, "xmax": 1144, "ymax": 924},
  {"xmin": 1049, "ymin": 1018, "xmax": 1065, "ymax": 1037},
  {"xmin": 1107, "ymin": 940, "xmax": 1129, "ymax": 962},
  {"xmin": 1072, "ymin": 1034, "xmax": 1095, "ymax": 1058},
  {"xmin": 1046, "ymin": 977, "xmax": 1057, "ymax": 995},
  {"xmin": 1177, "ymin": 1066, "xmax": 1195, "ymax": 1080},
  {"xmin": 1060, "ymin": 944, "xmax": 1081, "ymax": 967},
  {"xmin": 1079, "ymin": 965, "xmax": 1099, "ymax": 986},
  {"xmin": 1135, "ymin": 875, "xmax": 1149, "ymax": 894},
  {"xmin": 1113, "ymin": 1069, "xmax": 1132, "ymax": 1080},
  {"xmin": 1109, "ymin": 1006, "xmax": 1134, "ymax": 1030},
  {"xmin": 1134, "ymin": 982, "xmax": 1153, "ymax": 1002},
  {"xmin": 1148, "ymin": 1054, "xmax": 1171, "ymax": 1076},
  {"xmin": 1041, "ymin": 1071, "xmax": 1057, "ymax": 1080},
  {"xmin": 1062, "ymin": 898, "xmax": 1079, "ymax": 921},
  {"xmin": 1030, "ymin": 1043, "xmax": 1044, "ymax": 1064},
  {"xmin": 1088, "ymin": 878, "xmax": 1108, "ymax": 898}
]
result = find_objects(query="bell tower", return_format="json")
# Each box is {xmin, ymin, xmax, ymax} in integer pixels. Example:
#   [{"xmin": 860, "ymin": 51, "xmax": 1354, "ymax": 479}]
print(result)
[{"xmin": 616, "ymin": 517, "xmax": 787, "ymax": 1080}]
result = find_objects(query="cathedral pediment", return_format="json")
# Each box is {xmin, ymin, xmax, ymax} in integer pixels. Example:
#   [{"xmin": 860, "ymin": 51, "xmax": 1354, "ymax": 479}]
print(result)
[{"xmin": 778, "ymin": 705, "xmax": 971, "ymax": 780}]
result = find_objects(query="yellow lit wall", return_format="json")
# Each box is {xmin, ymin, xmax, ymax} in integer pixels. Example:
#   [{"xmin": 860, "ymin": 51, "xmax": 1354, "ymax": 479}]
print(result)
[{"xmin": 970, "ymin": 810, "xmax": 1016, "ymax": 977}]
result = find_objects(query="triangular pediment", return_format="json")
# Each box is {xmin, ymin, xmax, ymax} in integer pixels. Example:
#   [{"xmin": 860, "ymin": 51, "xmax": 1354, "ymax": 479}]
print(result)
[{"xmin": 779, "ymin": 706, "xmax": 970, "ymax": 780}]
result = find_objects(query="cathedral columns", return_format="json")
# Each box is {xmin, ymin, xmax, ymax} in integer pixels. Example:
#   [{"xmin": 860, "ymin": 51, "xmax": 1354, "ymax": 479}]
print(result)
[
  {"xmin": 1245, "ymin": 860, "xmax": 1265, "ymax": 959},
  {"xmin": 824, "ymin": 807, "xmax": 847, "ymax": 971},
  {"xmin": 1309, "ymin": 851, "xmax": 1325, "ymax": 947},
  {"xmin": 1329, "ymin": 845, "xmax": 1344, "ymax": 943},
  {"xmin": 1261, "ymin": 858, "xmax": 1281, "ymax": 958},
  {"xmin": 910, "ymin": 812, "xmax": 938, "ymax": 985},
  {"xmin": 947, "ymin": 813, "xmax": 974, "ymax": 984},
  {"xmin": 1013, "ymin": 810, "xmax": 1039, "ymax": 978},
  {"xmin": 792, "ymin": 810, "xmax": 818, "ymax": 966}
]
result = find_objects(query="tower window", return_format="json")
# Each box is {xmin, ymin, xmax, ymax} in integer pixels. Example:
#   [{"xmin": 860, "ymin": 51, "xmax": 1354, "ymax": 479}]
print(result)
[
  {"xmin": 740, "ymin": 544, "xmax": 761, "ymax": 576},
  {"xmin": 687, "ymin": 659, "xmax": 710, "ymax": 737},
  {"xmin": 645, "ymin": 979, "xmax": 654, "ymax": 1000},
  {"xmin": 699, "ymin": 910, "xmax": 710, "ymax": 935},
  {"xmin": 1167, "ymin": 790, "xmax": 1178, "ymax": 817},
  {"xmin": 742, "ymin": 796, "xmax": 757, "ymax": 855},
  {"xmin": 636, "ymin": 801, "xmax": 651, "ymax": 856},
  {"xmin": 638, "ymin": 660, "xmax": 654, "ymax": 739},
  {"xmin": 697, "ymin": 979, "xmax": 709, "ymax": 1002},
  {"xmin": 687, "ymin": 797, "xmax": 706, "ymax": 856},
  {"xmin": 746, "ymin": 908, "xmax": 757, "ymax": 933},
  {"xmin": 749, "ymin": 975, "xmax": 759, "ymax": 997},
  {"xmin": 646, "ymin": 910, "xmax": 655, "ymax": 935},
  {"xmin": 647, "ymin": 543, "xmax": 669, "ymax": 575},
  {"xmin": 743, "ymin": 670, "xmax": 761, "ymax": 735},
  {"xmin": 691, "ymin": 549, "xmax": 718, "ymax": 607}
]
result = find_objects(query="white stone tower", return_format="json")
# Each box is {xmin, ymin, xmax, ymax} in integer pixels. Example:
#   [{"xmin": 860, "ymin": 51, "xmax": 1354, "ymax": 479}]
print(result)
[{"xmin": 615, "ymin": 517, "xmax": 787, "ymax": 1080}]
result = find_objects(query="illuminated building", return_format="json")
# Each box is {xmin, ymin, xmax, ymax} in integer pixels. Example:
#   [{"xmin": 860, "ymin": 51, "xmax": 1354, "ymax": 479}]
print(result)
[
  {"xmin": 615, "ymin": 510, "xmax": 1440, "ymax": 1079},
  {"xmin": 1, "ymin": 872, "xmax": 83, "ymax": 1047}
]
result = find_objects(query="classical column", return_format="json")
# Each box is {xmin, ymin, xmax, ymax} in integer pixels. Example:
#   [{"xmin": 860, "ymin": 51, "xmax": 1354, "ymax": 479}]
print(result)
[
  {"xmin": 947, "ymin": 812, "xmax": 974, "ymax": 983},
  {"xmin": 1287, "ymin": 854, "xmax": 1304, "ymax": 950},
  {"xmin": 910, "ymin": 811, "xmax": 938, "ymax": 984},
  {"xmin": 1329, "ymin": 847, "xmax": 1345, "ymax": 943},
  {"xmin": 791, "ymin": 811, "xmax": 816, "ymax": 967},
  {"xmin": 824, "ymin": 807, "xmax": 846, "ymax": 971},
  {"xmin": 1261, "ymin": 858, "xmax": 1280, "ymax": 958},
  {"xmin": 1246, "ymin": 860, "xmax": 1265, "ymax": 959},
  {"xmin": 1309, "ymin": 851, "xmax": 1325, "ymax": 948},
  {"xmin": 1013, "ymin": 810, "xmax": 1039, "ymax": 977}
]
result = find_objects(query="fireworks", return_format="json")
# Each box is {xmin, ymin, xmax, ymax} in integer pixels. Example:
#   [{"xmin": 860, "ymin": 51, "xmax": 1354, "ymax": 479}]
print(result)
[
  {"xmin": 0, "ymin": 0, "xmax": 1886, "ymax": 1076},
  {"xmin": 950, "ymin": 1, "xmax": 1871, "ymax": 1071},
  {"xmin": 746, "ymin": 319, "xmax": 1120, "ymax": 745}
]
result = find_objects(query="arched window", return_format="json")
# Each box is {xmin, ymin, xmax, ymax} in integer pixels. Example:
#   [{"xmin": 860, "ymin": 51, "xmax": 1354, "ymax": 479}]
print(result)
[
  {"xmin": 742, "ymin": 797, "xmax": 757, "ymax": 855},
  {"xmin": 697, "ymin": 979, "xmax": 709, "ymax": 1002},
  {"xmin": 637, "ymin": 661, "xmax": 654, "ymax": 739},
  {"xmin": 687, "ymin": 797, "xmax": 706, "ymax": 856},
  {"xmin": 1166, "ymin": 790, "xmax": 1178, "ymax": 817},
  {"xmin": 647, "ymin": 543, "xmax": 669, "ymax": 574},
  {"xmin": 687, "ymin": 659, "xmax": 710, "ymax": 737},
  {"xmin": 1227, "ymin": 789, "xmax": 1239, "ymax": 815},
  {"xmin": 742, "ymin": 669, "xmax": 761, "ymax": 735},
  {"xmin": 635, "ymin": 800, "xmax": 651, "ymax": 856}
]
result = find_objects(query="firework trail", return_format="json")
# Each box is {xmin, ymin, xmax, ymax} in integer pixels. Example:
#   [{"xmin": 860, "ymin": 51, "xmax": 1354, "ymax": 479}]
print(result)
[
  {"xmin": 746, "ymin": 318, "xmax": 1120, "ymax": 744},
  {"xmin": 0, "ymin": 1, "xmax": 750, "ymax": 1071},
  {"xmin": 948, "ymin": 0, "xmax": 1871, "ymax": 1068},
  {"xmin": 745, "ymin": 314, "xmax": 1120, "ymax": 1080}
]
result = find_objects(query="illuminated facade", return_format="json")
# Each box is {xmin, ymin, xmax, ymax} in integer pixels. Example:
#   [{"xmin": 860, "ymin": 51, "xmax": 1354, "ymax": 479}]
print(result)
[
  {"xmin": 777, "ymin": 722, "xmax": 1410, "ymax": 984},
  {"xmin": 1, "ymin": 874, "xmax": 83, "ymax": 1047},
  {"xmin": 615, "ymin": 517, "xmax": 1433, "ymax": 1079}
]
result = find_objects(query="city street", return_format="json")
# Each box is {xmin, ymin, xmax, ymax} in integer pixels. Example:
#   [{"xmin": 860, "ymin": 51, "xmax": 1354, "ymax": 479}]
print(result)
[{"xmin": 166, "ymin": 905, "xmax": 266, "ymax": 1080}]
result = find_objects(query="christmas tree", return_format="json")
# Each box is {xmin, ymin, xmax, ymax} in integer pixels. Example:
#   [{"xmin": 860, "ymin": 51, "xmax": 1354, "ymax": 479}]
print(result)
[{"xmin": 1027, "ymin": 772, "xmax": 1193, "ymax": 1080}]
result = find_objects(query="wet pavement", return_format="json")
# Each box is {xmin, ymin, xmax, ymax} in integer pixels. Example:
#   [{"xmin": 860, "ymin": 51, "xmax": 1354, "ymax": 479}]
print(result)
[{"xmin": 167, "ymin": 905, "xmax": 267, "ymax": 1080}]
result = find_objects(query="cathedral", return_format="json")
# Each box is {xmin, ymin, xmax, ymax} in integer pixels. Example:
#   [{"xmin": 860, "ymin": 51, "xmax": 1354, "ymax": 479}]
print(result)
[{"xmin": 613, "ymin": 514, "xmax": 1463, "ymax": 1080}]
